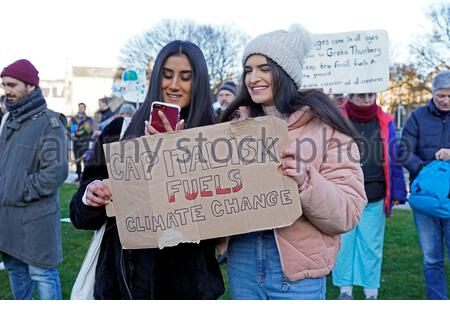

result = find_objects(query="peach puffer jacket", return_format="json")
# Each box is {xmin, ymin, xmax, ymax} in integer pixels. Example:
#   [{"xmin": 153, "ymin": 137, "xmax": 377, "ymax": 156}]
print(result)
[{"xmin": 229, "ymin": 106, "xmax": 367, "ymax": 282}]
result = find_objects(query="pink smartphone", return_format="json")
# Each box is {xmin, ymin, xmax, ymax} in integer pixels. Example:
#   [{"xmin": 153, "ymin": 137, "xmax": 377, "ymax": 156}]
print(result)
[{"xmin": 150, "ymin": 101, "xmax": 181, "ymax": 132}]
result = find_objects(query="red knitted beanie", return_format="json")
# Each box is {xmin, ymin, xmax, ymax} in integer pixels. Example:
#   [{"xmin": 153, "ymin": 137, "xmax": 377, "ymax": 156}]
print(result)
[{"xmin": 1, "ymin": 59, "xmax": 39, "ymax": 86}]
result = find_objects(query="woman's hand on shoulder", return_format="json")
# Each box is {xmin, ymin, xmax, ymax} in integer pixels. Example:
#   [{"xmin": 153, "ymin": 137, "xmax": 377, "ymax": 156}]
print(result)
[{"xmin": 85, "ymin": 179, "xmax": 112, "ymax": 207}]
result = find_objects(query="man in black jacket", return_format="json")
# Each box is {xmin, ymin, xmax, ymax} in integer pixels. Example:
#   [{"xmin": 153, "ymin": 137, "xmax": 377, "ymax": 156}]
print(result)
[{"xmin": 93, "ymin": 97, "xmax": 115, "ymax": 137}]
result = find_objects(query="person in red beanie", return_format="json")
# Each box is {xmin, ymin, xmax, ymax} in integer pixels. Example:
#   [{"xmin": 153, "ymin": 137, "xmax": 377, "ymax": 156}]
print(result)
[{"xmin": 0, "ymin": 59, "xmax": 68, "ymax": 300}]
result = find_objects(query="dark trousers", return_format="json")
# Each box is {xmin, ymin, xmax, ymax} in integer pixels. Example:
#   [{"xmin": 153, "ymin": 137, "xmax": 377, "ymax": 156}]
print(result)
[{"xmin": 73, "ymin": 142, "xmax": 89, "ymax": 178}]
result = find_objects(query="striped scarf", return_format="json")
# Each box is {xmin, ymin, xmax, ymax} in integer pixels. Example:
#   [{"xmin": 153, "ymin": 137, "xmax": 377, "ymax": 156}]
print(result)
[{"xmin": 5, "ymin": 88, "xmax": 46, "ymax": 121}]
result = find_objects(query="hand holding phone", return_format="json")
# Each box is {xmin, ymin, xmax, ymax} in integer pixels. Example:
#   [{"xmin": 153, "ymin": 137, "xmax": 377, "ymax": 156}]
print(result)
[{"xmin": 149, "ymin": 101, "xmax": 181, "ymax": 133}]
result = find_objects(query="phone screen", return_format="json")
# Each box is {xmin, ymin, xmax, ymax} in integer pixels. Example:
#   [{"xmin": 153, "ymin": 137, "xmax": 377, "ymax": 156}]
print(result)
[{"xmin": 150, "ymin": 102, "xmax": 181, "ymax": 132}]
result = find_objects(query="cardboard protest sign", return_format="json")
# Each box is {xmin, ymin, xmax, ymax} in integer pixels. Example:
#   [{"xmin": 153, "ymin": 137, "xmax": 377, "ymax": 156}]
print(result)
[
  {"xmin": 301, "ymin": 29, "xmax": 389, "ymax": 93},
  {"xmin": 103, "ymin": 116, "xmax": 302, "ymax": 249}
]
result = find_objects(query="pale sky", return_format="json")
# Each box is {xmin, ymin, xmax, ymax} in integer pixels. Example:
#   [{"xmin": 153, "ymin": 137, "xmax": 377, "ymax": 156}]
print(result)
[{"xmin": 0, "ymin": 0, "xmax": 439, "ymax": 79}]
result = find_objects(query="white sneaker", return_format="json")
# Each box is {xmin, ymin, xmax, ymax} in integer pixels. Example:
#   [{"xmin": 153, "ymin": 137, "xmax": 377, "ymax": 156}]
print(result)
[{"xmin": 0, "ymin": 262, "xmax": 5, "ymax": 270}]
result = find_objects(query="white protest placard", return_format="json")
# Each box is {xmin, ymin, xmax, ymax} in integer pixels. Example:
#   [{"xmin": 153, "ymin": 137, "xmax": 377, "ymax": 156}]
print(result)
[
  {"xmin": 301, "ymin": 29, "xmax": 389, "ymax": 94},
  {"xmin": 121, "ymin": 68, "xmax": 147, "ymax": 103},
  {"xmin": 112, "ymin": 79, "xmax": 125, "ymax": 97}
]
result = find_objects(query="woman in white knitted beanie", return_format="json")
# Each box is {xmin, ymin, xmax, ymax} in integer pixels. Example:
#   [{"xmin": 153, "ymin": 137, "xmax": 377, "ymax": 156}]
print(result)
[{"xmin": 220, "ymin": 25, "xmax": 367, "ymax": 299}]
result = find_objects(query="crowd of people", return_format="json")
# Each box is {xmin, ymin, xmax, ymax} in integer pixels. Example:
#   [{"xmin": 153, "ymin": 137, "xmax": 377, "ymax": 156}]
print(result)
[{"xmin": 0, "ymin": 24, "xmax": 449, "ymax": 300}]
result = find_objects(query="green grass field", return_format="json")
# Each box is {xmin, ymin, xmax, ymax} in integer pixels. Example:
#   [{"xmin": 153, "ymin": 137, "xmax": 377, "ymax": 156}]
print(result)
[{"xmin": 0, "ymin": 183, "xmax": 448, "ymax": 299}]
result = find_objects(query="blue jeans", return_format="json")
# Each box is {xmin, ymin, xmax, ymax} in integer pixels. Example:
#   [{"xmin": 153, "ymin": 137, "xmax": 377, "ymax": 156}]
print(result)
[
  {"xmin": 2, "ymin": 253, "xmax": 61, "ymax": 300},
  {"xmin": 413, "ymin": 211, "xmax": 450, "ymax": 299},
  {"xmin": 227, "ymin": 231, "xmax": 326, "ymax": 300}
]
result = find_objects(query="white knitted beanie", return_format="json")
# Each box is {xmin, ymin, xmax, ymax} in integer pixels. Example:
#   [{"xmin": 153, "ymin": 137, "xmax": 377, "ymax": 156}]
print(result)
[{"xmin": 242, "ymin": 24, "xmax": 312, "ymax": 91}]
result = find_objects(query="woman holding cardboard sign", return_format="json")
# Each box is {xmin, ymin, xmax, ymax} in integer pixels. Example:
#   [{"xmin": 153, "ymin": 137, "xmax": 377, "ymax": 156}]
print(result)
[
  {"xmin": 69, "ymin": 40, "xmax": 224, "ymax": 299},
  {"xmin": 220, "ymin": 25, "xmax": 367, "ymax": 299}
]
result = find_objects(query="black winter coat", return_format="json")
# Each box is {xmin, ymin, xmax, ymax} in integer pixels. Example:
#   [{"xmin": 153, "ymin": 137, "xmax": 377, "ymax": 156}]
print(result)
[{"xmin": 69, "ymin": 117, "xmax": 224, "ymax": 299}]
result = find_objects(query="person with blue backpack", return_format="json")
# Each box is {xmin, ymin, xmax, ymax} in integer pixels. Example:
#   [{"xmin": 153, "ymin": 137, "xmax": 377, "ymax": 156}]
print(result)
[{"xmin": 399, "ymin": 70, "xmax": 450, "ymax": 299}]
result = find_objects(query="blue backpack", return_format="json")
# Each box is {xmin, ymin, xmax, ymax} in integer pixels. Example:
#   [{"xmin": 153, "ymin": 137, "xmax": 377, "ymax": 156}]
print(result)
[{"xmin": 409, "ymin": 160, "xmax": 450, "ymax": 218}]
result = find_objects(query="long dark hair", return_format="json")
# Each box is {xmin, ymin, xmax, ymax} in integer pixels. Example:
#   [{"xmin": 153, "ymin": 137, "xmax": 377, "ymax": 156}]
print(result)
[
  {"xmin": 124, "ymin": 40, "xmax": 216, "ymax": 139},
  {"xmin": 221, "ymin": 57, "xmax": 358, "ymax": 140}
]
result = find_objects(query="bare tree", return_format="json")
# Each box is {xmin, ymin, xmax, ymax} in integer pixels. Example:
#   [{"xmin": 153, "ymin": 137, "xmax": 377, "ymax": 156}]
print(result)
[
  {"xmin": 381, "ymin": 63, "xmax": 432, "ymax": 113},
  {"xmin": 119, "ymin": 19, "xmax": 249, "ymax": 91},
  {"xmin": 410, "ymin": 2, "xmax": 449, "ymax": 75}
]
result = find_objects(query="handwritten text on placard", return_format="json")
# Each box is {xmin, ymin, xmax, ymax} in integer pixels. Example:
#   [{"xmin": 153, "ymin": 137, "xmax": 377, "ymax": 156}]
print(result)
[{"xmin": 301, "ymin": 30, "xmax": 389, "ymax": 94}]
